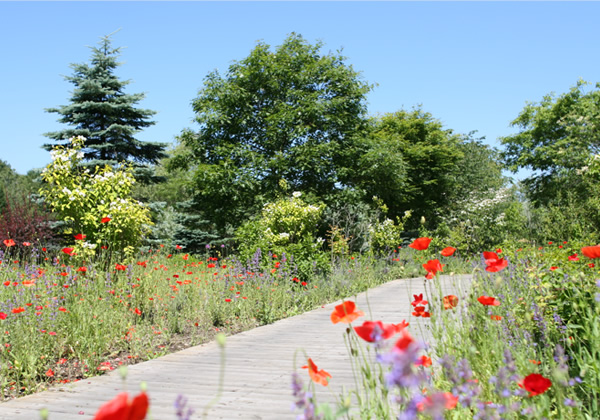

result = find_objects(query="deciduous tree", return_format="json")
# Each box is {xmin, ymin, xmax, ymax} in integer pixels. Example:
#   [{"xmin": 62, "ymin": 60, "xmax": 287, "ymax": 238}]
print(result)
[{"xmin": 176, "ymin": 33, "xmax": 372, "ymax": 233}]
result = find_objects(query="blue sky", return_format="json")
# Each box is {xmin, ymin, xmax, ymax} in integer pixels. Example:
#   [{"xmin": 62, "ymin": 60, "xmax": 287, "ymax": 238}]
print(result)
[{"xmin": 1, "ymin": 2, "xmax": 599, "ymax": 178}]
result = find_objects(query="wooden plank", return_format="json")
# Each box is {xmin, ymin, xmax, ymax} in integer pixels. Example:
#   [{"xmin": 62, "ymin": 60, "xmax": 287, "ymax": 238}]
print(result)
[{"xmin": 0, "ymin": 274, "xmax": 471, "ymax": 419}]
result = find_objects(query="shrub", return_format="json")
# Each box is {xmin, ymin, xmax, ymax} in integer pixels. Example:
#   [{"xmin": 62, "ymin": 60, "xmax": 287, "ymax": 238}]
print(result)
[
  {"xmin": 0, "ymin": 192, "xmax": 56, "ymax": 251},
  {"xmin": 39, "ymin": 136, "xmax": 152, "ymax": 259},
  {"xmin": 235, "ymin": 192, "xmax": 327, "ymax": 279}
]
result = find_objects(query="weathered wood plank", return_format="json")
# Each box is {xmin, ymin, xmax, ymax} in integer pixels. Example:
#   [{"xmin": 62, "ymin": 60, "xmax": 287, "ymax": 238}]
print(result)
[{"xmin": 0, "ymin": 274, "xmax": 471, "ymax": 419}]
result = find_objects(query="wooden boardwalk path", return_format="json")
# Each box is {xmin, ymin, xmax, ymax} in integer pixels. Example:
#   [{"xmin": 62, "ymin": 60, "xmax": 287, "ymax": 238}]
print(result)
[{"xmin": 0, "ymin": 274, "xmax": 471, "ymax": 420}]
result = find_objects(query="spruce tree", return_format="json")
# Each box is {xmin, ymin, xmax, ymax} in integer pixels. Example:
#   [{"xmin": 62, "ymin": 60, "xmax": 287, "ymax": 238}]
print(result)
[{"xmin": 44, "ymin": 34, "xmax": 167, "ymax": 176}]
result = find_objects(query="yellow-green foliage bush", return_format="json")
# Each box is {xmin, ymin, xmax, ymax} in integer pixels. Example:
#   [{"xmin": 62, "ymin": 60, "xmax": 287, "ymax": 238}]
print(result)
[
  {"xmin": 235, "ymin": 192, "xmax": 327, "ymax": 278},
  {"xmin": 40, "ymin": 136, "xmax": 151, "ymax": 258}
]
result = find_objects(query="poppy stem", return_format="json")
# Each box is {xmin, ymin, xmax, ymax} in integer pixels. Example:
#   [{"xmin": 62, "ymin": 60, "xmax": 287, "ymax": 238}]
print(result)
[{"xmin": 201, "ymin": 336, "xmax": 226, "ymax": 419}]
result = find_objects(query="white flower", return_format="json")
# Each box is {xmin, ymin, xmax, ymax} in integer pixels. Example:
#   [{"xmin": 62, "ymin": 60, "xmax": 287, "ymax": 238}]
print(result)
[{"xmin": 292, "ymin": 191, "xmax": 302, "ymax": 198}]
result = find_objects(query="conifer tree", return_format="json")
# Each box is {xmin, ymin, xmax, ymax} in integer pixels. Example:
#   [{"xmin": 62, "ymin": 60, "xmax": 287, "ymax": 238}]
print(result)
[{"xmin": 44, "ymin": 34, "xmax": 167, "ymax": 177}]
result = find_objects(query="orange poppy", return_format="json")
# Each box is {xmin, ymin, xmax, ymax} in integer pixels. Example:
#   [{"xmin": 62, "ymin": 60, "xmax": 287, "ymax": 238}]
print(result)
[
  {"xmin": 3, "ymin": 239, "xmax": 15, "ymax": 247},
  {"xmin": 443, "ymin": 295, "xmax": 458, "ymax": 310},
  {"xmin": 330, "ymin": 301, "xmax": 364, "ymax": 324},
  {"xmin": 302, "ymin": 358, "xmax": 331, "ymax": 386}
]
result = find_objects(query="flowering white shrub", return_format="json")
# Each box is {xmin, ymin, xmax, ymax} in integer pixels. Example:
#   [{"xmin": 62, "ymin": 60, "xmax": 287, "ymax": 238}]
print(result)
[{"xmin": 40, "ymin": 136, "xmax": 152, "ymax": 258}]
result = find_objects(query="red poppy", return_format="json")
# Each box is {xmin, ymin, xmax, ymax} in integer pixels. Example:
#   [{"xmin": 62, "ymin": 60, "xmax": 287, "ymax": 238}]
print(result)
[
  {"xmin": 134, "ymin": 308, "xmax": 142, "ymax": 316},
  {"xmin": 490, "ymin": 315, "xmax": 502, "ymax": 321},
  {"xmin": 93, "ymin": 391, "xmax": 149, "ymax": 420},
  {"xmin": 411, "ymin": 294, "xmax": 428, "ymax": 307},
  {"xmin": 412, "ymin": 306, "xmax": 431, "ymax": 318},
  {"xmin": 22, "ymin": 242, "xmax": 31, "ymax": 247},
  {"xmin": 568, "ymin": 253, "xmax": 580, "ymax": 262},
  {"xmin": 175, "ymin": 244, "xmax": 182, "ymax": 250},
  {"xmin": 483, "ymin": 251, "xmax": 508, "ymax": 272},
  {"xmin": 518, "ymin": 373, "xmax": 552, "ymax": 397},
  {"xmin": 354, "ymin": 320, "xmax": 398, "ymax": 342},
  {"xmin": 393, "ymin": 329, "xmax": 415, "ymax": 352},
  {"xmin": 392, "ymin": 320, "xmax": 410, "ymax": 332},
  {"xmin": 62, "ymin": 247, "xmax": 75, "ymax": 256},
  {"xmin": 12, "ymin": 307, "xmax": 25, "ymax": 314},
  {"xmin": 415, "ymin": 355, "xmax": 432, "ymax": 367},
  {"xmin": 550, "ymin": 266, "xmax": 559, "ymax": 271},
  {"xmin": 582, "ymin": 245, "xmax": 600, "ymax": 259},
  {"xmin": 115, "ymin": 264, "xmax": 127, "ymax": 271},
  {"xmin": 423, "ymin": 259, "xmax": 444, "ymax": 278},
  {"xmin": 409, "ymin": 237, "xmax": 432, "ymax": 251},
  {"xmin": 74, "ymin": 234, "xmax": 86, "ymax": 240},
  {"xmin": 477, "ymin": 296, "xmax": 500, "ymax": 306},
  {"xmin": 0, "ymin": 312, "xmax": 7, "ymax": 320},
  {"xmin": 101, "ymin": 217, "xmax": 111, "ymax": 223},
  {"xmin": 3, "ymin": 239, "xmax": 15, "ymax": 247},
  {"xmin": 46, "ymin": 368, "xmax": 54, "ymax": 377},
  {"xmin": 443, "ymin": 295, "xmax": 458, "ymax": 310},
  {"xmin": 330, "ymin": 301, "xmax": 364, "ymax": 324},
  {"xmin": 302, "ymin": 358, "xmax": 331, "ymax": 386},
  {"xmin": 440, "ymin": 247, "xmax": 456, "ymax": 257},
  {"xmin": 77, "ymin": 267, "xmax": 87, "ymax": 273}
]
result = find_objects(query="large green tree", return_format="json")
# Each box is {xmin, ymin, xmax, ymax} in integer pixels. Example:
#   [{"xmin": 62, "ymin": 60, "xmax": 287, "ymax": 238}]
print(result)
[
  {"xmin": 501, "ymin": 80, "xmax": 600, "ymax": 205},
  {"xmin": 175, "ymin": 33, "xmax": 372, "ymax": 233},
  {"xmin": 349, "ymin": 109, "xmax": 465, "ymax": 227},
  {"xmin": 44, "ymin": 34, "xmax": 167, "ymax": 177}
]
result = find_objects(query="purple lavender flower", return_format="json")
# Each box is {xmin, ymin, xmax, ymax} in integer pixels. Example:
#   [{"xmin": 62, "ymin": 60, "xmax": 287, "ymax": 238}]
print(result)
[
  {"xmin": 174, "ymin": 394, "xmax": 194, "ymax": 420},
  {"xmin": 377, "ymin": 340, "xmax": 427, "ymax": 389},
  {"xmin": 291, "ymin": 372, "xmax": 322, "ymax": 420}
]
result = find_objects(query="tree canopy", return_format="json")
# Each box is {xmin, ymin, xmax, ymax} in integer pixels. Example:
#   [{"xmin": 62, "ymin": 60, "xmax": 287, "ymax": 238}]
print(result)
[
  {"xmin": 44, "ymin": 34, "xmax": 167, "ymax": 176},
  {"xmin": 175, "ymin": 33, "xmax": 372, "ymax": 232},
  {"xmin": 501, "ymin": 80, "xmax": 600, "ymax": 204},
  {"xmin": 351, "ymin": 109, "xmax": 465, "ymax": 227}
]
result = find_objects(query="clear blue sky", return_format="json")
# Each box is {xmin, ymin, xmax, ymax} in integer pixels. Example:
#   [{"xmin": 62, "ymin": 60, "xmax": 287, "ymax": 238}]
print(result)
[{"xmin": 1, "ymin": 2, "xmax": 599, "ymax": 178}]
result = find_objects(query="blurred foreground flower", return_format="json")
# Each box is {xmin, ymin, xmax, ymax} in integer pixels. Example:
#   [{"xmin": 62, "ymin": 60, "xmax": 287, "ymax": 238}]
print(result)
[{"xmin": 94, "ymin": 391, "xmax": 149, "ymax": 420}]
